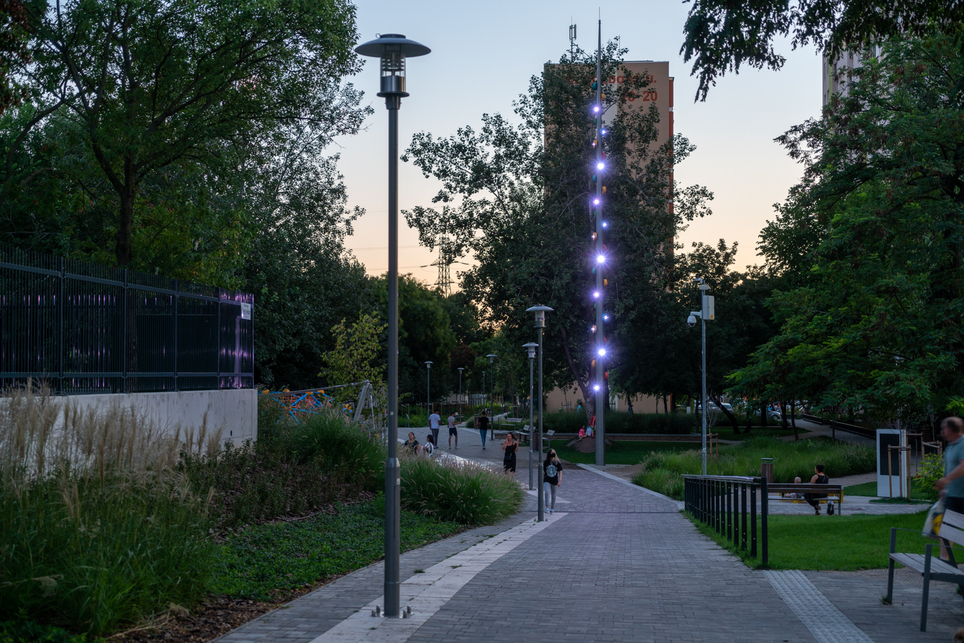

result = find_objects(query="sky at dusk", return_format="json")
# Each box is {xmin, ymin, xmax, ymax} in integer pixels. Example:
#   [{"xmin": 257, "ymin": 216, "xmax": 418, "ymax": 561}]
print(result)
[{"xmin": 336, "ymin": 0, "xmax": 824, "ymax": 284}]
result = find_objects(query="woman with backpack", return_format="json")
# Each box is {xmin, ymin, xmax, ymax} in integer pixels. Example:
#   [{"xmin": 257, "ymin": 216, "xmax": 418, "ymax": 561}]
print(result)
[{"xmin": 543, "ymin": 449, "xmax": 563, "ymax": 514}]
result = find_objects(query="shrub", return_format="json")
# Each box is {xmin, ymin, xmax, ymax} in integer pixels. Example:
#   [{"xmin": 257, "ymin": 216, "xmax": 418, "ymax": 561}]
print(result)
[
  {"xmin": 913, "ymin": 452, "xmax": 943, "ymax": 501},
  {"xmin": 632, "ymin": 436, "xmax": 876, "ymax": 500},
  {"xmin": 400, "ymin": 455, "xmax": 523, "ymax": 525},
  {"xmin": 283, "ymin": 412, "xmax": 385, "ymax": 489},
  {"xmin": 0, "ymin": 385, "xmax": 214, "ymax": 635},
  {"xmin": 0, "ymin": 620, "xmax": 94, "ymax": 643}
]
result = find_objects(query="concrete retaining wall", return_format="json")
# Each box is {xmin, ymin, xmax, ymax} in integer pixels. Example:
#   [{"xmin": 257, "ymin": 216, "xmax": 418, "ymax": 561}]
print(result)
[{"xmin": 67, "ymin": 389, "xmax": 258, "ymax": 445}]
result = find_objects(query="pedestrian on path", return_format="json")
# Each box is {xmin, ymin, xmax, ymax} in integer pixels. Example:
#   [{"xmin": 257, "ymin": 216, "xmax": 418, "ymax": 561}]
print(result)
[
  {"xmin": 429, "ymin": 408, "xmax": 441, "ymax": 448},
  {"xmin": 448, "ymin": 411, "xmax": 458, "ymax": 449},
  {"xmin": 935, "ymin": 416, "xmax": 964, "ymax": 560},
  {"xmin": 476, "ymin": 411, "xmax": 489, "ymax": 449},
  {"xmin": 543, "ymin": 449, "xmax": 562, "ymax": 514},
  {"xmin": 502, "ymin": 432, "xmax": 518, "ymax": 473},
  {"xmin": 805, "ymin": 464, "xmax": 829, "ymax": 515}
]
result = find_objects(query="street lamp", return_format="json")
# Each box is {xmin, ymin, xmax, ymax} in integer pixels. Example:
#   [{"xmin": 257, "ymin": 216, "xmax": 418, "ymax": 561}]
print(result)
[
  {"xmin": 523, "ymin": 342, "xmax": 538, "ymax": 490},
  {"xmin": 355, "ymin": 33, "xmax": 430, "ymax": 619},
  {"xmin": 687, "ymin": 278, "xmax": 714, "ymax": 476},
  {"xmin": 425, "ymin": 361, "xmax": 432, "ymax": 416},
  {"xmin": 526, "ymin": 305, "xmax": 552, "ymax": 522},
  {"xmin": 457, "ymin": 367, "xmax": 464, "ymax": 422},
  {"xmin": 487, "ymin": 354, "xmax": 497, "ymax": 439}
]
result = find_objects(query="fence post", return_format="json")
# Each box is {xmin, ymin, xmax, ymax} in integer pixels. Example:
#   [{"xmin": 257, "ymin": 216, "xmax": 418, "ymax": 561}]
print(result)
[
  {"xmin": 750, "ymin": 482, "xmax": 757, "ymax": 558},
  {"xmin": 57, "ymin": 256, "xmax": 64, "ymax": 393},
  {"xmin": 216, "ymin": 287, "xmax": 222, "ymax": 387},
  {"xmin": 173, "ymin": 279, "xmax": 179, "ymax": 392},
  {"xmin": 761, "ymin": 477, "xmax": 769, "ymax": 567},
  {"xmin": 122, "ymin": 268, "xmax": 128, "ymax": 393}
]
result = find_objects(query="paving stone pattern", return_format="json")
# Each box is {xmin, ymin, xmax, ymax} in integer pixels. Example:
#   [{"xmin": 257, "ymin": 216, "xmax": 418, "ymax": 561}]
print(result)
[{"xmin": 216, "ymin": 450, "xmax": 961, "ymax": 643}]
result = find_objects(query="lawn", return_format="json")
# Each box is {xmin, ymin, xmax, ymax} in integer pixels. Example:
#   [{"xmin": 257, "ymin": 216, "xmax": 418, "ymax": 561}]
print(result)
[
  {"xmin": 707, "ymin": 424, "xmax": 810, "ymax": 441},
  {"xmin": 550, "ymin": 439, "xmax": 697, "ymax": 465},
  {"xmin": 845, "ymin": 480, "xmax": 935, "ymax": 502},
  {"xmin": 689, "ymin": 510, "xmax": 931, "ymax": 570}
]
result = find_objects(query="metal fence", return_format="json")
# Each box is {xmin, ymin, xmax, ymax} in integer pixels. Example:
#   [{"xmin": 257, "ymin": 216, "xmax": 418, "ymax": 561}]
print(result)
[
  {"xmin": 0, "ymin": 244, "xmax": 254, "ymax": 394},
  {"xmin": 684, "ymin": 475, "xmax": 769, "ymax": 566}
]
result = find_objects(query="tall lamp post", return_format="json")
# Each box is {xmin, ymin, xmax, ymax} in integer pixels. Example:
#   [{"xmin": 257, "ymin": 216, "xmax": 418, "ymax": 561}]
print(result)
[
  {"xmin": 687, "ymin": 278, "xmax": 714, "ymax": 476},
  {"xmin": 523, "ymin": 342, "xmax": 538, "ymax": 490},
  {"xmin": 526, "ymin": 305, "xmax": 552, "ymax": 522},
  {"xmin": 355, "ymin": 33, "xmax": 430, "ymax": 619},
  {"xmin": 457, "ymin": 367, "xmax": 464, "ymax": 421},
  {"xmin": 425, "ymin": 361, "xmax": 432, "ymax": 416},
  {"xmin": 486, "ymin": 354, "xmax": 497, "ymax": 439}
]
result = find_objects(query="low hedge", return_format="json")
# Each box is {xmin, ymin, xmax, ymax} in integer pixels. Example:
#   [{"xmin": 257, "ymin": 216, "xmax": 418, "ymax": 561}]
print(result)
[{"xmin": 542, "ymin": 411, "xmax": 697, "ymax": 435}]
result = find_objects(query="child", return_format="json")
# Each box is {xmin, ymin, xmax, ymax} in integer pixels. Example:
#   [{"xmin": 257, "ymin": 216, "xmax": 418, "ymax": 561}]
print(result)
[
  {"xmin": 422, "ymin": 434, "xmax": 436, "ymax": 457},
  {"xmin": 790, "ymin": 476, "xmax": 803, "ymax": 499}
]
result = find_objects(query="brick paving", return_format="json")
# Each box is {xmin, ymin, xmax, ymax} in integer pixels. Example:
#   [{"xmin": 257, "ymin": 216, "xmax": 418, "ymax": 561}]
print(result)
[{"xmin": 214, "ymin": 430, "xmax": 964, "ymax": 643}]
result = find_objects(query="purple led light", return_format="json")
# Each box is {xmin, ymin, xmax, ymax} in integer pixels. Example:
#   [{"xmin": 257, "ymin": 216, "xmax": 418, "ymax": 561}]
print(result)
[
  {"xmin": 598, "ymin": 348, "xmax": 607, "ymax": 357},
  {"xmin": 593, "ymin": 291, "xmax": 600, "ymax": 299},
  {"xmin": 597, "ymin": 255, "xmax": 606, "ymax": 264},
  {"xmin": 597, "ymin": 162, "xmax": 605, "ymax": 170},
  {"xmin": 593, "ymin": 198, "xmax": 600, "ymax": 205},
  {"xmin": 593, "ymin": 105, "xmax": 601, "ymax": 113}
]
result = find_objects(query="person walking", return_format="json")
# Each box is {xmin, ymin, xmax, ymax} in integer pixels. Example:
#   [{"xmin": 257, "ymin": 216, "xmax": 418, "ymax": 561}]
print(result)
[
  {"xmin": 429, "ymin": 408, "xmax": 441, "ymax": 449},
  {"xmin": 447, "ymin": 410, "xmax": 459, "ymax": 449},
  {"xmin": 935, "ymin": 416, "xmax": 964, "ymax": 560},
  {"xmin": 476, "ymin": 411, "xmax": 489, "ymax": 449},
  {"xmin": 543, "ymin": 449, "xmax": 563, "ymax": 514},
  {"xmin": 502, "ymin": 432, "xmax": 518, "ymax": 473}
]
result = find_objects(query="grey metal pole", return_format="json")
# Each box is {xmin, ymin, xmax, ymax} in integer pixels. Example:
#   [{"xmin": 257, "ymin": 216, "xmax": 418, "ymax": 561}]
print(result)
[
  {"xmin": 458, "ymin": 368, "xmax": 463, "ymax": 423},
  {"xmin": 594, "ymin": 18, "xmax": 606, "ymax": 467},
  {"xmin": 537, "ymin": 326, "xmax": 545, "ymax": 521},
  {"xmin": 384, "ymin": 95, "xmax": 401, "ymax": 616},
  {"xmin": 528, "ymin": 355, "xmax": 534, "ymax": 489},
  {"xmin": 701, "ymin": 310, "xmax": 707, "ymax": 476},
  {"xmin": 489, "ymin": 361, "xmax": 494, "ymax": 439}
]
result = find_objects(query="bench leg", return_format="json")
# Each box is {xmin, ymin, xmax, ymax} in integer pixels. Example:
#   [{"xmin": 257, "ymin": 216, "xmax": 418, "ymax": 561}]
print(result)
[
  {"xmin": 886, "ymin": 528, "xmax": 897, "ymax": 604},
  {"xmin": 921, "ymin": 544, "xmax": 933, "ymax": 631}
]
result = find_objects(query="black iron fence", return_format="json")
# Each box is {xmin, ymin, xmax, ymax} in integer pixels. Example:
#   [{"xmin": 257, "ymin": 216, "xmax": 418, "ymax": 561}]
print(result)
[
  {"xmin": 684, "ymin": 475, "xmax": 769, "ymax": 566},
  {"xmin": 0, "ymin": 245, "xmax": 254, "ymax": 393}
]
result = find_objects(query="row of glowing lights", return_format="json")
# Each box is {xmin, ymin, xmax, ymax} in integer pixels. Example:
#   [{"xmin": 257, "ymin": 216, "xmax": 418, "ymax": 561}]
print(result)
[{"xmin": 594, "ymin": 106, "xmax": 607, "ymax": 394}]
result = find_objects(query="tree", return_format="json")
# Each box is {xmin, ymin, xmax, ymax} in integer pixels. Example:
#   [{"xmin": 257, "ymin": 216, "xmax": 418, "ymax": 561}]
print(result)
[
  {"xmin": 732, "ymin": 31, "xmax": 964, "ymax": 426},
  {"xmin": 320, "ymin": 312, "xmax": 386, "ymax": 405},
  {"xmin": 5, "ymin": 0, "xmax": 365, "ymax": 268},
  {"xmin": 403, "ymin": 44, "xmax": 711, "ymax": 421},
  {"xmin": 680, "ymin": 0, "xmax": 964, "ymax": 100}
]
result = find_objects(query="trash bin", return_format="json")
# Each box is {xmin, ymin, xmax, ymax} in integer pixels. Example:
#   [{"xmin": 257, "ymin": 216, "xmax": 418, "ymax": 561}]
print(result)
[{"xmin": 760, "ymin": 457, "xmax": 774, "ymax": 484}]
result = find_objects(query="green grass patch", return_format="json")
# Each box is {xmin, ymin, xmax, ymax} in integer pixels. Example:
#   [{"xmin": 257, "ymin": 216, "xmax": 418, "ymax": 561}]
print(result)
[
  {"xmin": 707, "ymin": 425, "xmax": 808, "ymax": 441},
  {"xmin": 0, "ymin": 620, "xmax": 97, "ymax": 643},
  {"xmin": 845, "ymin": 480, "xmax": 934, "ymax": 501},
  {"xmin": 542, "ymin": 411, "xmax": 698, "ymax": 435},
  {"xmin": 211, "ymin": 499, "xmax": 462, "ymax": 600},
  {"xmin": 688, "ymin": 510, "xmax": 930, "ymax": 570},
  {"xmin": 400, "ymin": 455, "xmax": 524, "ymax": 524},
  {"xmin": 633, "ymin": 436, "xmax": 875, "ymax": 500},
  {"xmin": 550, "ymin": 439, "xmax": 697, "ymax": 465}
]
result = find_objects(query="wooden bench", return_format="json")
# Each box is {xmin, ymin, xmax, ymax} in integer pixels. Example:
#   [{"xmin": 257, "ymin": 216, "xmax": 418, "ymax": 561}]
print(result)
[
  {"xmin": 887, "ymin": 508, "xmax": 964, "ymax": 631},
  {"xmin": 767, "ymin": 483, "xmax": 844, "ymax": 515}
]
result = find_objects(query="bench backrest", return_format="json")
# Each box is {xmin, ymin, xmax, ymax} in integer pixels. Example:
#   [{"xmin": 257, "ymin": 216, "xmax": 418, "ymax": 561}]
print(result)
[
  {"xmin": 941, "ymin": 510, "xmax": 964, "ymax": 547},
  {"xmin": 768, "ymin": 484, "xmax": 842, "ymax": 494}
]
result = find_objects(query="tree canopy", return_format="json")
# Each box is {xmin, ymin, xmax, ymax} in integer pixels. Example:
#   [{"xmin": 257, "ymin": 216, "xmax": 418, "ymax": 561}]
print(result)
[
  {"xmin": 731, "ymin": 30, "xmax": 964, "ymax": 426},
  {"xmin": 680, "ymin": 0, "xmax": 964, "ymax": 100}
]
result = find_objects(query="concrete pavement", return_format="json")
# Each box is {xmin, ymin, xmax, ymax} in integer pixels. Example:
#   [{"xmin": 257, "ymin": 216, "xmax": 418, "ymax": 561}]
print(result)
[{"xmin": 213, "ymin": 423, "xmax": 964, "ymax": 643}]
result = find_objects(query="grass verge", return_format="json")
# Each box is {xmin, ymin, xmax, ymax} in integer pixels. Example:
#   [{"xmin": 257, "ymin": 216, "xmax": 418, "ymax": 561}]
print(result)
[
  {"xmin": 687, "ymin": 510, "xmax": 930, "ymax": 570},
  {"xmin": 211, "ymin": 498, "xmax": 464, "ymax": 600},
  {"xmin": 845, "ymin": 480, "xmax": 935, "ymax": 502},
  {"xmin": 549, "ymin": 440, "xmax": 696, "ymax": 465}
]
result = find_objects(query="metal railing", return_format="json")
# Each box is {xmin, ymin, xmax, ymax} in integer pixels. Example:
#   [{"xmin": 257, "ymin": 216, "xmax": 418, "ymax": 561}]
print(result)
[
  {"xmin": 0, "ymin": 244, "xmax": 254, "ymax": 393},
  {"xmin": 684, "ymin": 475, "xmax": 768, "ymax": 566}
]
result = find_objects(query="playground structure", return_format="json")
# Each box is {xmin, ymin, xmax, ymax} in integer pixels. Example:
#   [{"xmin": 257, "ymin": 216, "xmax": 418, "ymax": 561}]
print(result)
[{"xmin": 261, "ymin": 381, "xmax": 383, "ymax": 441}]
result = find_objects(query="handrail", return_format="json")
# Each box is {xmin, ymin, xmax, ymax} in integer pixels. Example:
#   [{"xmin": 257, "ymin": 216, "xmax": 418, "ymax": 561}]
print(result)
[{"xmin": 683, "ymin": 475, "xmax": 768, "ymax": 567}]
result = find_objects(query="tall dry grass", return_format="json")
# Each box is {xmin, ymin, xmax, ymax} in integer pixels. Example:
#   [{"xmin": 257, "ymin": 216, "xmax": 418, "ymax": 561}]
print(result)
[{"xmin": 0, "ymin": 383, "xmax": 217, "ymax": 634}]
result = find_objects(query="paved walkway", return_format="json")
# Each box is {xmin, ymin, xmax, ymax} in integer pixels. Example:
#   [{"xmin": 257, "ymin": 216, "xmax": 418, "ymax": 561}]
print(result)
[{"xmin": 213, "ymin": 425, "xmax": 964, "ymax": 643}]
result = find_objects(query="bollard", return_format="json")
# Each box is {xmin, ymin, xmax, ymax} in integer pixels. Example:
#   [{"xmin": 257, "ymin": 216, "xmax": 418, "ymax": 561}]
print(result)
[{"xmin": 760, "ymin": 457, "xmax": 774, "ymax": 484}]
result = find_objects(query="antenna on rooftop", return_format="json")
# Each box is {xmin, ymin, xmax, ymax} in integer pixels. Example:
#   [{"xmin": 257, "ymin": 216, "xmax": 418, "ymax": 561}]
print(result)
[{"xmin": 569, "ymin": 22, "xmax": 577, "ymax": 60}]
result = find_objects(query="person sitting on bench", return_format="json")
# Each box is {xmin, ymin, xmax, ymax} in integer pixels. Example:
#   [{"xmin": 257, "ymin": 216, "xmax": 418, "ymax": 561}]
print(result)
[{"xmin": 805, "ymin": 464, "xmax": 829, "ymax": 515}]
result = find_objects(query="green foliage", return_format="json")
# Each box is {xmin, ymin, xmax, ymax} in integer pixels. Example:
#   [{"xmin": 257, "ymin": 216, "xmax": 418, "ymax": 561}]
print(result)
[
  {"xmin": 0, "ymin": 475, "xmax": 214, "ymax": 635},
  {"xmin": 319, "ymin": 312, "xmax": 387, "ymax": 403},
  {"xmin": 736, "ymin": 31, "xmax": 964, "ymax": 425},
  {"xmin": 542, "ymin": 411, "xmax": 697, "ymax": 435},
  {"xmin": 180, "ymin": 407, "xmax": 386, "ymax": 529},
  {"xmin": 844, "ymin": 480, "xmax": 933, "ymax": 501},
  {"xmin": 400, "ymin": 456, "xmax": 524, "ymax": 525},
  {"xmin": 0, "ymin": 620, "xmax": 94, "ymax": 643},
  {"xmin": 210, "ymin": 499, "xmax": 462, "ymax": 601},
  {"xmin": 632, "ymin": 437, "xmax": 875, "ymax": 499},
  {"xmin": 680, "ymin": 0, "xmax": 963, "ymax": 101},
  {"xmin": 912, "ymin": 453, "xmax": 944, "ymax": 501},
  {"xmin": 549, "ymin": 439, "xmax": 697, "ymax": 466}
]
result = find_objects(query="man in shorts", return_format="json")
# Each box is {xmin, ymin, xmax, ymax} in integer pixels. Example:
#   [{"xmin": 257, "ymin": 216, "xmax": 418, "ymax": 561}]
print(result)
[
  {"xmin": 447, "ymin": 410, "xmax": 458, "ymax": 449},
  {"xmin": 429, "ymin": 408, "xmax": 441, "ymax": 449}
]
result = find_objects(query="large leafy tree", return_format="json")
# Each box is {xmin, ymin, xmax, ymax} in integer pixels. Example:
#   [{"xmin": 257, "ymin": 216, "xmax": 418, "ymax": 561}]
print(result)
[
  {"xmin": 403, "ymin": 44, "xmax": 711, "ymax": 420},
  {"xmin": 732, "ymin": 31, "xmax": 964, "ymax": 426},
  {"xmin": 3, "ymin": 0, "xmax": 364, "ymax": 269},
  {"xmin": 680, "ymin": 0, "xmax": 964, "ymax": 100}
]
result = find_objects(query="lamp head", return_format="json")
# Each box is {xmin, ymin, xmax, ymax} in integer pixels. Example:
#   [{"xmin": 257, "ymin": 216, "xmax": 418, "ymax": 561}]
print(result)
[
  {"xmin": 526, "ymin": 304, "xmax": 553, "ymax": 328},
  {"xmin": 425, "ymin": 361, "xmax": 433, "ymax": 368},
  {"xmin": 355, "ymin": 34, "xmax": 430, "ymax": 97},
  {"xmin": 522, "ymin": 342, "xmax": 538, "ymax": 359}
]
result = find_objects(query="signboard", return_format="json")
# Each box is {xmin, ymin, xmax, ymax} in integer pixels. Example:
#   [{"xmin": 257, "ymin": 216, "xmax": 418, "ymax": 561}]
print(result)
[{"xmin": 240, "ymin": 302, "xmax": 252, "ymax": 320}]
